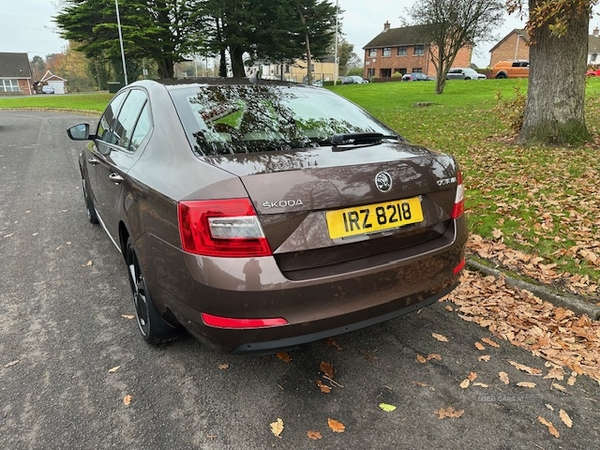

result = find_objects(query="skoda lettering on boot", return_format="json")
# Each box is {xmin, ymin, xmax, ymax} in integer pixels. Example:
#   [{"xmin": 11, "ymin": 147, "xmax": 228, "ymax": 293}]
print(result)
[{"xmin": 263, "ymin": 199, "xmax": 304, "ymax": 209}]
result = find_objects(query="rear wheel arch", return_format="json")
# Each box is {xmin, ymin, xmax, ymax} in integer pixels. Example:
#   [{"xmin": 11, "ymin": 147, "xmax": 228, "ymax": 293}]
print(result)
[{"xmin": 495, "ymin": 72, "xmax": 507, "ymax": 79}]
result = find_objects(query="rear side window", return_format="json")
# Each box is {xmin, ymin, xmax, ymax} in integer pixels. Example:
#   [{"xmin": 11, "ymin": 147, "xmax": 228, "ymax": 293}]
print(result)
[
  {"xmin": 172, "ymin": 84, "xmax": 396, "ymax": 156},
  {"xmin": 129, "ymin": 103, "xmax": 151, "ymax": 152}
]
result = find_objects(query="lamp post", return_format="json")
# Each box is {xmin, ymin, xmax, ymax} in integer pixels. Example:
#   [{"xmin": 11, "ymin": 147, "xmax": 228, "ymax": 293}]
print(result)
[
  {"xmin": 334, "ymin": 0, "xmax": 339, "ymax": 85},
  {"xmin": 115, "ymin": 0, "xmax": 128, "ymax": 85}
]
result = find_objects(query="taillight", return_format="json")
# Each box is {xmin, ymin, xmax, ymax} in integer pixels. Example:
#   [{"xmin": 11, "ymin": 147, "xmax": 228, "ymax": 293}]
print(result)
[
  {"xmin": 451, "ymin": 170, "xmax": 464, "ymax": 219},
  {"xmin": 178, "ymin": 199, "xmax": 272, "ymax": 257},
  {"xmin": 201, "ymin": 312, "xmax": 288, "ymax": 329}
]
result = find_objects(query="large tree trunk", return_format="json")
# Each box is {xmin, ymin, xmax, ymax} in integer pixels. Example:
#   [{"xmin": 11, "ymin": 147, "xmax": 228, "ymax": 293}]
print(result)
[
  {"xmin": 230, "ymin": 47, "xmax": 246, "ymax": 78},
  {"xmin": 518, "ymin": 2, "xmax": 591, "ymax": 145}
]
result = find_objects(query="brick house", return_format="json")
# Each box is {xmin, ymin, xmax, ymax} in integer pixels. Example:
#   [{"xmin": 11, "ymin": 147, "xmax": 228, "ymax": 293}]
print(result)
[
  {"xmin": 362, "ymin": 22, "xmax": 472, "ymax": 80},
  {"xmin": 490, "ymin": 27, "xmax": 600, "ymax": 67},
  {"xmin": 0, "ymin": 52, "xmax": 34, "ymax": 95},
  {"xmin": 488, "ymin": 29, "xmax": 530, "ymax": 67}
]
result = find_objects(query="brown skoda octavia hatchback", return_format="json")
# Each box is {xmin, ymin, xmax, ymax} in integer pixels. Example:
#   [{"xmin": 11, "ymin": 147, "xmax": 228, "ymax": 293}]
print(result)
[{"xmin": 67, "ymin": 79, "xmax": 467, "ymax": 353}]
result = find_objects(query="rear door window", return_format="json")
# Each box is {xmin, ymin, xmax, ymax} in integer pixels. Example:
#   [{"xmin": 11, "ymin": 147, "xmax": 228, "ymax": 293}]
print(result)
[{"xmin": 112, "ymin": 89, "xmax": 148, "ymax": 152}]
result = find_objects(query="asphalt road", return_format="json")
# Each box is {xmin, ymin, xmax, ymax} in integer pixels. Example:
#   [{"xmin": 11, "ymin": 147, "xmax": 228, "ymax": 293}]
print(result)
[{"xmin": 1, "ymin": 110, "xmax": 598, "ymax": 450}]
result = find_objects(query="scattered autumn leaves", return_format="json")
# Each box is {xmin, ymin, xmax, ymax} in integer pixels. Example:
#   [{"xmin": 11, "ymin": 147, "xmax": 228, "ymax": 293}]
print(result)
[{"xmin": 447, "ymin": 270, "xmax": 600, "ymax": 384}]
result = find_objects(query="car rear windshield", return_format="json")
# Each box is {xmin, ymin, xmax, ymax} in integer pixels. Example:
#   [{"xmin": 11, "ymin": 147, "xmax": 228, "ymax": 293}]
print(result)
[{"xmin": 170, "ymin": 83, "xmax": 397, "ymax": 156}]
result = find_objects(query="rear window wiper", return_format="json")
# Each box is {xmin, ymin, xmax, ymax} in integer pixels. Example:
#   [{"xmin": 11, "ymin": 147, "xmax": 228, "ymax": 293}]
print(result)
[{"xmin": 331, "ymin": 132, "xmax": 401, "ymax": 149}]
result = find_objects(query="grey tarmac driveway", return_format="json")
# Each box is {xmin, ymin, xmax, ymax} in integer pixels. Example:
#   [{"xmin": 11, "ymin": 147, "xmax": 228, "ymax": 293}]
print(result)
[{"xmin": 0, "ymin": 110, "xmax": 598, "ymax": 450}]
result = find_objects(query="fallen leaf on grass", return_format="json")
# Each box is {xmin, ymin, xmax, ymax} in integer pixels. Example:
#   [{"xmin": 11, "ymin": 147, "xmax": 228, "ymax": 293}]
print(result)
[
  {"xmin": 538, "ymin": 416, "xmax": 560, "ymax": 438},
  {"xmin": 327, "ymin": 418, "xmax": 345, "ymax": 433},
  {"xmin": 508, "ymin": 361, "xmax": 542, "ymax": 375},
  {"xmin": 516, "ymin": 382, "xmax": 537, "ymax": 388},
  {"xmin": 121, "ymin": 314, "xmax": 135, "ymax": 320},
  {"xmin": 316, "ymin": 379, "xmax": 332, "ymax": 394},
  {"xmin": 432, "ymin": 333, "xmax": 449, "ymax": 342},
  {"xmin": 307, "ymin": 430, "xmax": 322, "ymax": 440},
  {"xmin": 108, "ymin": 366, "xmax": 121, "ymax": 373},
  {"xmin": 499, "ymin": 372, "xmax": 509, "ymax": 385},
  {"xmin": 123, "ymin": 395, "xmax": 132, "ymax": 406},
  {"xmin": 435, "ymin": 406, "xmax": 464, "ymax": 419},
  {"xmin": 276, "ymin": 352, "xmax": 292, "ymax": 363},
  {"xmin": 559, "ymin": 409, "xmax": 573, "ymax": 428},
  {"xmin": 474, "ymin": 342, "xmax": 485, "ymax": 351},
  {"xmin": 320, "ymin": 361, "xmax": 334, "ymax": 379},
  {"xmin": 481, "ymin": 338, "xmax": 500, "ymax": 348},
  {"xmin": 270, "ymin": 418, "xmax": 284, "ymax": 437},
  {"xmin": 478, "ymin": 355, "xmax": 491, "ymax": 362},
  {"xmin": 379, "ymin": 403, "xmax": 397, "ymax": 412}
]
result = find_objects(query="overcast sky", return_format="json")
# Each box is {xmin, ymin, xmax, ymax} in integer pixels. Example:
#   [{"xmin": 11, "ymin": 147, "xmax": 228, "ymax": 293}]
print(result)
[{"xmin": 0, "ymin": 0, "xmax": 543, "ymax": 68}]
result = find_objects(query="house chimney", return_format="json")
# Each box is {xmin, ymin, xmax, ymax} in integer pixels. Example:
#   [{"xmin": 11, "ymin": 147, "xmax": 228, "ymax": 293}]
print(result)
[
  {"xmin": 384, "ymin": 21, "xmax": 390, "ymax": 31},
  {"xmin": 594, "ymin": 27, "xmax": 599, "ymax": 36}
]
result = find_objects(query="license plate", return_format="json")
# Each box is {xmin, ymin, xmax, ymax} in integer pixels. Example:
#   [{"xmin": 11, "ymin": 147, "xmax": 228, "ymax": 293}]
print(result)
[{"xmin": 326, "ymin": 197, "xmax": 424, "ymax": 239}]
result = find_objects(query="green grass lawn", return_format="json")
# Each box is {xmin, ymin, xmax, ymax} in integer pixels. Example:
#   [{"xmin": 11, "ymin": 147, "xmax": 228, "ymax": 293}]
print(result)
[{"xmin": 2, "ymin": 80, "xmax": 599, "ymax": 296}]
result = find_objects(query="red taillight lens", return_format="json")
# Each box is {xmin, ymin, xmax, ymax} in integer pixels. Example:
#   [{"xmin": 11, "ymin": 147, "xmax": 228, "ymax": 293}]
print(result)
[
  {"xmin": 178, "ymin": 199, "xmax": 272, "ymax": 257},
  {"xmin": 453, "ymin": 258, "xmax": 466, "ymax": 274},
  {"xmin": 451, "ymin": 171, "xmax": 465, "ymax": 219},
  {"xmin": 201, "ymin": 313, "xmax": 288, "ymax": 329}
]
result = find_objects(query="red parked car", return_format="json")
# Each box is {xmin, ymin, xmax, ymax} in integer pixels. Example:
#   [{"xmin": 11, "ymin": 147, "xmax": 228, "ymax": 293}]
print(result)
[{"xmin": 586, "ymin": 68, "xmax": 600, "ymax": 77}]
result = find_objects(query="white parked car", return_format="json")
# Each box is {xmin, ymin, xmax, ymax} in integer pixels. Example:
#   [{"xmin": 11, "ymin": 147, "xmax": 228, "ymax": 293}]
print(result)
[{"xmin": 446, "ymin": 68, "xmax": 486, "ymax": 80}]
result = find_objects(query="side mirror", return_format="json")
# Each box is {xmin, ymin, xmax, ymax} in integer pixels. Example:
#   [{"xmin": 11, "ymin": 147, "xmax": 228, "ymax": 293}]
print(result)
[{"xmin": 67, "ymin": 123, "xmax": 92, "ymax": 141}]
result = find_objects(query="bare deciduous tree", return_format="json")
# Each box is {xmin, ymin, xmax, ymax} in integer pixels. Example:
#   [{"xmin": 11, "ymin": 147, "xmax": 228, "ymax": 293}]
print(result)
[{"xmin": 410, "ymin": 0, "xmax": 504, "ymax": 94}]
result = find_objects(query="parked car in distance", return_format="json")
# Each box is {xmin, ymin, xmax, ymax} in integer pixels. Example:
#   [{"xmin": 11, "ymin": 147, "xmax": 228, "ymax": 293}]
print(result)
[
  {"xmin": 491, "ymin": 60, "xmax": 529, "ymax": 79},
  {"xmin": 341, "ymin": 75, "xmax": 369, "ymax": 84},
  {"xmin": 586, "ymin": 68, "xmax": 600, "ymax": 77},
  {"xmin": 41, "ymin": 85, "xmax": 55, "ymax": 94},
  {"xmin": 66, "ymin": 79, "xmax": 467, "ymax": 354},
  {"xmin": 401, "ymin": 72, "xmax": 434, "ymax": 81},
  {"xmin": 446, "ymin": 68, "xmax": 486, "ymax": 80}
]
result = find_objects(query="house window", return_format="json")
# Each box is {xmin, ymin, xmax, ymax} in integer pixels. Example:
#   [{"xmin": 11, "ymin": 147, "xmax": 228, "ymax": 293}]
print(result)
[
  {"xmin": 367, "ymin": 68, "xmax": 375, "ymax": 78},
  {"xmin": 382, "ymin": 47, "xmax": 391, "ymax": 57},
  {"xmin": 412, "ymin": 68, "xmax": 423, "ymax": 73},
  {"xmin": 0, "ymin": 79, "xmax": 20, "ymax": 93},
  {"xmin": 368, "ymin": 49, "xmax": 377, "ymax": 57},
  {"xmin": 394, "ymin": 68, "xmax": 407, "ymax": 75},
  {"xmin": 380, "ymin": 68, "xmax": 392, "ymax": 78},
  {"xmin": 592, "ymin": 53, "xmax": 597, "ymax": 62},
  {"xmin": 414, "ymin": 45, "xmax": 425, "ymax": 56},
  {"xmin": 397, "ymin": 47, "xmax": 407, "ymax": 56}
]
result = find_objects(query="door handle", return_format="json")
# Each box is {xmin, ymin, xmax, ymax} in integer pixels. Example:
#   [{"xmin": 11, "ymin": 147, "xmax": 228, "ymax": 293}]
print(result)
[
  {"xmin": 88, "ymin": 157, "xmax": 100, "ymax": 165},
  {"xmin": 108, "ymin": 173, "xmax": 124, "ymax": 184}
]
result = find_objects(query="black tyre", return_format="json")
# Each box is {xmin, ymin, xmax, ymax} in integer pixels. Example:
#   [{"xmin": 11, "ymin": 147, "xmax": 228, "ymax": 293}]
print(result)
[
  {"xmin": 495, "ymin": 73, "xmax": 507, "ymax": 79},
  {"xmin": 81, "ymin": 177, "xmax": 99, "ymax": 224},
  {"xmin": 125, "ymin": 238, "xmax": 181, "ymax": 345}
]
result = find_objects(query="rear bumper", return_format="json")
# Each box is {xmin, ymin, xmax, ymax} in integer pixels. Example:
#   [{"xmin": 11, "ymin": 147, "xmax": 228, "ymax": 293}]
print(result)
[{"xmin": 229, "ymin": 282, "xmax": 457, "ymax": 354}]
